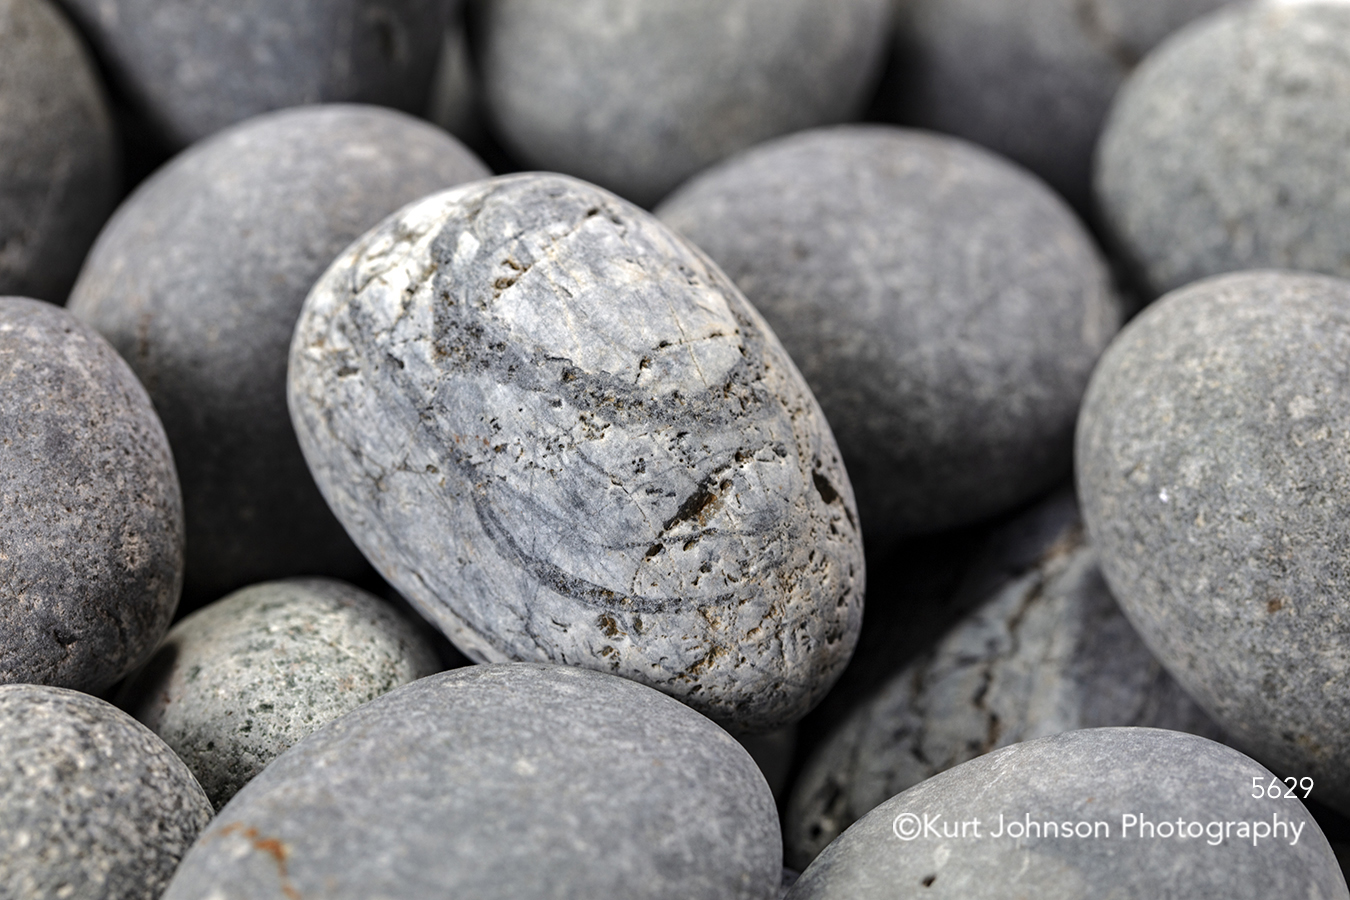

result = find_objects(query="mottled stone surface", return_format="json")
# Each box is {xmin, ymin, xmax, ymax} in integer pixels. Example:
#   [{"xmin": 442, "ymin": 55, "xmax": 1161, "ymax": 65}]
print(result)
[
  {"xmin": 164, "ymin": 664, "xmax": 781, "ymax": 900},
  {"xmin": 0, "ymin": 684, "xmax": 213, "ymax": 900},
  {"xmin": 657, "ymin": 127, "xmax": 1120, "ymax": 540},
  {"xmin": 478, "ymin": 0, "xmax": 891, "ymax": 207},
  {"xmin": 1096, "ymin": 2, "xmax": 1350, "ymax": 299},
  {"xmin": 874, "ymin": 0, "xmax": 1230, "ymax": 212},
  {"xmin": 69, "ymin": 105, "xmax": 488, "ymax": 605},
  {"xmin": 59, "ymin": 0, "xmax": 451, "ymax": 148},
  {"xmin": 0, "ymin": 0, "xmax": 117, "ymax": 303},
  {"xmin": 787, "ymin": 728, "xmax": 1347, "ymax": 899},
  {"xmin": 289, "ymin": 173, "xmax": 864, "ymax": 733},
  {"xmin": 0, "ymin": 297, "xmax": 182, "ymax": 692},
  {"xmin": 785, "ymin": 491, "xmax": 1223, "ymax": 868},
  {"xmin": 118, "ymin": 577, "xmax": 441, "ymax": 810},
  {"xmin": 1077, "ymin": 270, "xmax": 1350, "ymax": 815}
]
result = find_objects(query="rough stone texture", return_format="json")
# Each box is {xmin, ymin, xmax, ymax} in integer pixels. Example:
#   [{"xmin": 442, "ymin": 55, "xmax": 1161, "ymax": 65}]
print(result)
[
  {"xmin": 785, "ymin": 491, "xmax": 1224, "ymax": 869},
  {"xmin": 1077, "ymin": 270, "xmax": 1350, "ymax": 815},
  {"xmin": 69, "ymin": 105, "xmax": 489, "ymax": 605},
  {"xmin": 164, "ymin": 664, "xmax": 781, "ymax": 900},
  {"xmin": 1096, "ymin": 2, "xmax": 1350, "ymax": 299},
  {"xmin": 0, "ymin": 297, "xmax": 183, "ymax": 693},
  {"xmin": 787, "ymin": 728, "xmax": 1348, "ymax": 899},
  {"xmin": 477, "ymin": 0, "xmax": 891, "ymax": 207},
  {"xmin": 657, "ymin": 127, "xmax": 1120, "ymax": 540},
  {"xmin": 289, "ymin": 173, "xmax": 864, "ymax": 733},
  {"xmin": 0, "ymin": 0, "xmax": 118, "ymax": 303},
  {"xmin": 0, "ymin": 684, "xmax": 213, "ymax": 900},
  {"xmin": 873, "ymin": 0, "xmax": 1230, "ymax": 213},
  {"xmin": 117, "ymin": 577, "xmax": 441, "ymax": 810},
  {"xmin": 58, "ymin": 0, "xmax": 451, "ymax": 149}
]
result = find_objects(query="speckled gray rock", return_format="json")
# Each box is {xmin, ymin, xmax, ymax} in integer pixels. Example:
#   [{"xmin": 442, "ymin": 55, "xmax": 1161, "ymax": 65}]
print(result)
[
  {"xmin": 58, "ymin": 0, "xmax": 451, "ymax": 149},
  {"xmin": 1, "ymin": 297, "xmax": 182, "ymax": 692},
  {"xmin": 478, "ymin": 0, "xmax": 891, "ymax": 207},
  {"xmin": 0, "ymin": 0, "xmax": 118, "ymax": 303},
  {"xmin": 657, "ymin": 127, "xmax": 1120, "ymax": 540},
  {"xmin": 874, "ymin": 0, "xmax": 1230, "ymax": 213},
  {"xmin": 117, "ymin": 577, "xmax": 440, "ymax": 810},
  {"xmin": 0, "ymin": 684, "xmax": 213, "ymax": 900},
  {"xmin": 787, "ymin": 727, "xmax": 1348, "ymax": 899},
  {"xmin": 1096, "ymin": 2, "xmax": 1350, "ymax": 299},
  {"xmin": 288, "ymin": 172, "xmax": 864, "ymax": 733},
  {"xmin": 164, "ymin": 663, "xmax": 781, "ymax": 900},
  {"xmin": 69, "ymin": 105, "xmax": 489, "ymax": 604},
  {"xmin": 1077, "ymin": 270, "xmax": 1350, "ymax": 815},
  {"xmin": 784, "ymin": 491, "xmax": 1224, "ymax": 869}
]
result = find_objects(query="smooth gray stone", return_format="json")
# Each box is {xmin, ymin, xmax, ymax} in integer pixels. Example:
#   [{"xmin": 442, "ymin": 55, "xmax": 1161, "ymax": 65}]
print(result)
[
  {"xmin": 873, "ymin": 0, "xmax": 1230, "ymax": 213},
  {"xmin": 0, "ymin": 297, "xmax": 182, "ymax": 693},
  {"xmin": 0, "ymin": 684, "xmax": 213, "ymax": 900},
  {"xmin": 0, "ymin": 0, "xmax": 117, "ymax": 303},
  {"xmin": 69, "ymin": 105, "xmax": 489, "ymax": 605},
  {"xmin": 657, "ymin": 126, "xmax": 1120, "ymax": 540},
  {"xmin": 1096, "ymin": 2, "xmax": 1350, "ymax": 299},
  {"xmin": 163, "ymin": 663, "xmax": 782, "ymax": 900},
  {"xmin": 117, "ymin": 577, "xmax": 441, "ymax": 810},
  {"xmin": 787, "ymin": 728, "xmax": 1347, "ymax": 899},
  {"xmin": 288, "ymin": 172, "xmax": 864, "ymax": 733},
  {"xmin": 1077, "ymin": 270, "xmax": 1350, "ymax": 815},
  {"xmin": 785, "ymin": 491, "xmax": 1223, "ymax": 869},
  {"xmin": 58, "ymin": 0, "xmax": 451, "ymax": 148},
  {"xmin": 477, "ymin": 0, "xmax": 891, "ymax": 207}
]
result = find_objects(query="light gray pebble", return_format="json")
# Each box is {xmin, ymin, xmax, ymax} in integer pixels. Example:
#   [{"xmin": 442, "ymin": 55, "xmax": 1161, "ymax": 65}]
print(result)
[
  {"xmin": 0, "ymin": 297, "xmax": 182, "ymax": 693},
  {"xmin": 0, "ymin": 0, "xmax": 118, "ymax": 303},
  {"xmin": 784, "ymin": 491, "xmax": 1223, "ymax": 869},
  {"xmin": 0, "ymin": 684, "xmax": 213, "ymax": 900},
  {"xmin": 1096, "ymin": 1, "xmax": 1350, "ymax": 299},
  {"xmin": 478, "ymin": 0, "xmax": 891, "ymax": 207},
  {"xmin": 163, "ymin": 663, "xmax": 781, "ymax": 900},
  {"xmin": 657, "ymin": 127, "xmax": 1120, "ymax": 540},
  {"xmin": 117, "ymin": 577, "xmax": 441, "ymax": 810},
  {"xmin": 787, "ymin": 728, "xmax": 1347, "ymax": 899},
  {"xmin": 1077, "ymin": 269, "xmax": 1350, "ymax": 815},
  {"xmin": 289, "ymin": 172, "xmax": 864, "ymax": 733},
  {"xmin": 69, "ymin": 105, "xmax": 489, "ymax": 605}
]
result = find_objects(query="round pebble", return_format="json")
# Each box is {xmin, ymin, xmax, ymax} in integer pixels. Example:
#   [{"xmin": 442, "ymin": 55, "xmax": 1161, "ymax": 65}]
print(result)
[
  {"xmin": 787, "ymin": 727, "xmax": 1346, "ymax": 899},
  {"xmin": 1076, "ymin": 269, "xmax": 1350, "ymax": 814},
  {"xmin": 0, "ymin": 0, "xmax": 118, "ymax": 303},
  {"xmin": 784, "ymin": 491, "xmax": 1223, "ymax": 868},
  {"xmin": 478, "ymin": 0, "xmax": 891, "ymax": 207},
  {"xmin": 0, "ymin": 684, "xmax": 213, "ymax": 900},
  {"xmin": 0, "ymin": 297, "xmax": 183, "ymax": 693},
  {"xmin": 163, "ymin": 663, "xmax": 781, "ymax": 900},
  {"xmin": 1096, "ymin": 1, "xmax": 1350, "ymax": 299},
  {"xmin": 69, "ymin": 105, "xmax": 489, "ymax": 604},
  {"xmin": 288, "ymin": 172, "xmax": 864, "ymax": 733},
  {"xmin": 59, "ymin": 0, "xmax": 450, "ymax": 148},
  {"xmin": 657, "ymin": 127, "xmax": 1120, "ymax": 539},
  {"xmin": 117, "ymin": 577, "xmax": 441, "ymax": 810}
]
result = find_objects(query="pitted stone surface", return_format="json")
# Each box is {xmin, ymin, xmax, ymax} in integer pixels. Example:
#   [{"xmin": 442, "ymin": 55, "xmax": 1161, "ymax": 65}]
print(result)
[
  {"xmin": 786, "ymin": 728, "xmax": 1347, "ymax": 899},
  {"xmin": 288, "ymin": 173, "xmax": 864, "ymax": 733},
  {"xmin": 0, "ymin": 684, "xmax": 213, "ymax": 900},
  {"xmin": 0, "ymin": 0, "xmax": 118, "ymax": 303},
  {"xmin": 1077, "ymin": 270, "xmax": 1350, "ymax": 815},
  {"xmin": 163, "ymin": 664, "xmax": 782, "ymax": 900},
  {"xmin": 69, "ymin": 105, "xmax": 489, "ymax": 604},
  {"xmin": 478, "ymin": 0, "xmax": 891, "ymax": 207},
  {"xmin": 785, "ymin": 492, "xmax": 1223, "ymax": 868},
  {"xmin": 657, "ymin": 127, "xmax": 1120, "ymax": 539},
  {"xmin": 1096, "ymin": 2, "xmax": 1350, "ymax": 299},
  {"xmin": 0, "ymin": 297, "xmax": 183, "ymax": 693},
  {"xmin": 118, "ymin": 577, "xmax": 441, "ymax": 810}
]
